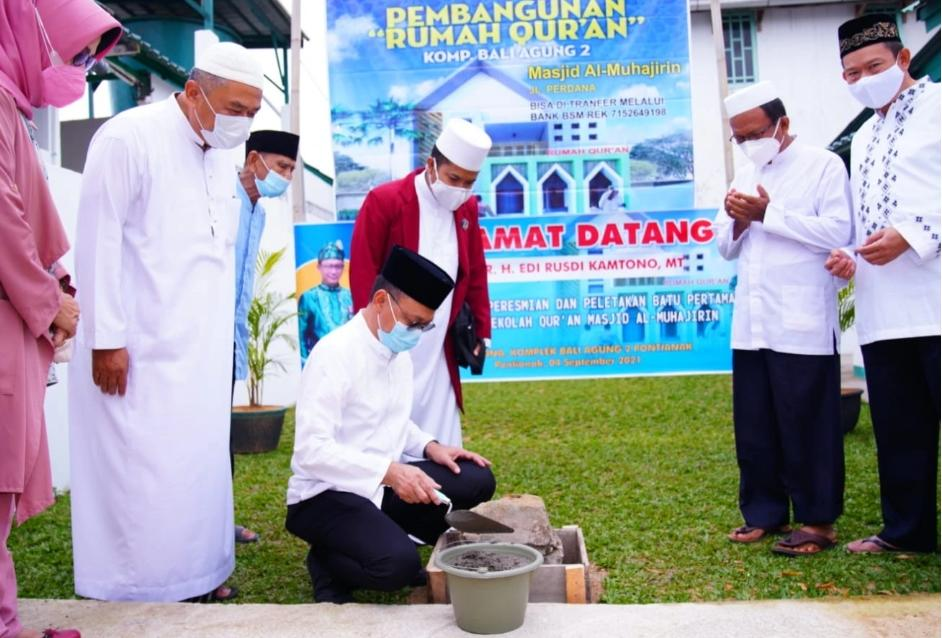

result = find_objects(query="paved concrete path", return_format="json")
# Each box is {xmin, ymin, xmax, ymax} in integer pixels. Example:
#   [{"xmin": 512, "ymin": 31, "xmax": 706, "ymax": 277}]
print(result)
[{"xmin": 19, "ymin": 593, "xmax": 939, "ymax": 637}]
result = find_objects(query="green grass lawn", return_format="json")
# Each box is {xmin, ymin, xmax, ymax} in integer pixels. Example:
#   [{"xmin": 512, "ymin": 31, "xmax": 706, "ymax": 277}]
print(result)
[{"xmin": 10, "ymin": 375, "xmax": 940, "ymax": 604}]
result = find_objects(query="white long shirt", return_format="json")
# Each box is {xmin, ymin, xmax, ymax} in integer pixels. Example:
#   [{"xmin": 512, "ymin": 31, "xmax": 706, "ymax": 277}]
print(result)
[
  {"xmin": 714, "ymin": 141, "xmax": 853, "ymax": 355},
  {"xmin": 407, "ymin": 172, "xmax": 461, "ymax": 451},
  {"xmin": 287, "ymin": 312, "xmax": 435, "ymax": 507},
  {"xmin": 69, "ymin": 95, "xmax": 240, "ymax": 601},
  {"xmin": 848, "ymin": 78, "xmax": 940, "ymax": 345}
]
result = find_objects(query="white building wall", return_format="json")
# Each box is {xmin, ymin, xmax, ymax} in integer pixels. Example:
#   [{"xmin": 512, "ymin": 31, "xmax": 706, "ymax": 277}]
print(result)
[{"xmin": 43, "ymin": 163, "xmax": 83, "ymax": 490}]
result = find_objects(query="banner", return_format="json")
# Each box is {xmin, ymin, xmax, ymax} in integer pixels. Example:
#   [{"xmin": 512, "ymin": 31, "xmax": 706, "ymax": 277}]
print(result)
[
  {"xmin": 294, "ymin": 208, "xmax": 736, "ymax": 380},
  {"xmin": 325, "ymin": 0, "xmax": 695, "ymax": 219}
]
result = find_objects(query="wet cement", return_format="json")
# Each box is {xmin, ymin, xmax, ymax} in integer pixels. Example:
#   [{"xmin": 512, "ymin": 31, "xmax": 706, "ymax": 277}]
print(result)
[{"xmin": 450, "ymin": 549, "xmax": 531, "ymax": 572}]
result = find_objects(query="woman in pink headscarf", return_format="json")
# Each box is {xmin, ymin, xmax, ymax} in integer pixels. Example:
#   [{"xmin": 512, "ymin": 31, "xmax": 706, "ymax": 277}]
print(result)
[{"xmin": 0, "ymin": 1, "xmax": 119, "ymax": 637}]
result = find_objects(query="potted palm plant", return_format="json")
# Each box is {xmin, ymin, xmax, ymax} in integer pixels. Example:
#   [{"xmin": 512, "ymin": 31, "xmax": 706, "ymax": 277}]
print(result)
[
  {"xmin": 838, "ymin": 280, "xmax": 864, "ymax": 434},
  {"xmin": 231, "ymin": 247, "xmax": 297, "ymax": 453}
]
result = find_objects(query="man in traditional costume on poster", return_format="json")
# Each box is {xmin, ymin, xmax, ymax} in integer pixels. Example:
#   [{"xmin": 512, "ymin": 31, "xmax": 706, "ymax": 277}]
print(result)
[
  {"xmin": 714, "ymin": 81, "xmax": 853, "ymax": 556},
  {"xmin": 350, "ymin": 119, "xmax": 493, "ymax": 454},
  {"xmin": 69, "ymin": 42, "xmax": 264, "ymax": 602},
  {"xmin": 287, "ymin": 246, "xmax": 495, "ymax": 603},
  {"xmin": 826, "ymin": 15, "xmax": 940, "ymax": 554},
  {"xmin": 298, "ymin": 240, "xmax": 353, "ymax": 364}
]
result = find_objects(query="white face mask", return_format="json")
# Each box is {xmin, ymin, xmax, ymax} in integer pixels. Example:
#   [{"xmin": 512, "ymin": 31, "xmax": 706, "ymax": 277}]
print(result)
[
  {"xmin": 737, "ymin": 119, "xmax": 782, "ymax": 167},
  {"xmin": 428, "ymin": 158, "xmax": 472, "ymax": 211},
  {"xmin": 195, "ymin": 87, "xmax": 252, "ymax": 149},
  {"xmin": 847, "ymin": 59, "xmax": 905, "ymax": 110}
]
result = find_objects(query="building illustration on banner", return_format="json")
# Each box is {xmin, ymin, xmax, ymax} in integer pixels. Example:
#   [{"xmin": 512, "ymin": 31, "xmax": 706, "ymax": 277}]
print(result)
[
  {"xmin": 331, "ymin": 56, "xmax": 692, "ymax": 218},
  {"xmin": 405, "ymin": 59, "xmax": 629, "ymax": 217},
  {"xmin": 327, "ymin": 0, "xmax": 695, "ymax": 219}
]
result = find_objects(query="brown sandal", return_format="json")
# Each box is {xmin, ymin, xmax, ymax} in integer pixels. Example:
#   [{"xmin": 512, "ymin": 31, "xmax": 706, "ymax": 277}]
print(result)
[
  {"xmin": 772, "ymin": 530, "xmax": 836, "ymax": 556},
  {"xmin": 728, "ymin": 524, "xmax": 791, "ymax": 544}
]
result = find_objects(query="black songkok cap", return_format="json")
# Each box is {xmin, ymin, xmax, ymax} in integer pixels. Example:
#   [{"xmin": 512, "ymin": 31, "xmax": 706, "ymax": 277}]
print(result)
[
  {"xmin": 246, "ymin": 130, "xmax": 300, "ymax": 159},
  {"xmin": 381, "ymin": 245, "xmax": 455, "ymax": 310},
  {"xmin": 838, "ymin": 14, "xmax": 901, "ymax": 58}
]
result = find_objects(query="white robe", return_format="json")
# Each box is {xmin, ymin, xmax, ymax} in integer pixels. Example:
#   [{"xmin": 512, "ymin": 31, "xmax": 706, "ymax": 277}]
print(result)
[
  {"xmin": 714, "ymin": 141, "xmax": 853, "ymax": 355},
  {"xmin": 68, "ymin": 96, "xmax": 239, "ymax": 601},
  {"xmin": 287, "ymin": 312, "xmax": 434, "ymax": 507},
  {"xmin": 407, "ymin": 172, "xmax": 461, "ymax": 454}
]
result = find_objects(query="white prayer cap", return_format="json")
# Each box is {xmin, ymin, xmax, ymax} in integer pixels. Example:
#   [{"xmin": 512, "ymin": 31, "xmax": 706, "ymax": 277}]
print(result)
[
  {"xmin": 194, "ymin": 42, "xmax": 264, "ymax": 91},
  {"xmin": 435, "ymin": 119, "xmax": 492, "ymax": 172},
  {"xmin": 723, "ymin": 81, "xmax": 779, "ymax": 118}
]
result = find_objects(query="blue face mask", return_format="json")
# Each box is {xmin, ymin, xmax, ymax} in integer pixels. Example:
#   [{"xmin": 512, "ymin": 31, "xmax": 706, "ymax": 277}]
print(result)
[
  {"xmin": 255, "ymin": 156, "xmax": 291, "ymax": 198},
  {"xmin": 378, "ymin": 295, "xmax": 422, "ymax": 353}
]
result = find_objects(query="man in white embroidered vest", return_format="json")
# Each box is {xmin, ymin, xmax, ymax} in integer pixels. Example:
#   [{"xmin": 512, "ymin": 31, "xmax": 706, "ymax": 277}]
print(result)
[{"xmin": 826, "ymin": 14, "xmax": 940, "ymax": 554}]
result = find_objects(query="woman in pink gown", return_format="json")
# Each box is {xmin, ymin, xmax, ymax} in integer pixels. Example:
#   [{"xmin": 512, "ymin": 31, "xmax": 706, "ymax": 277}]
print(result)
[{"xmin": 0, "ymin": 1, "xmax": 120, "ymax": 636}]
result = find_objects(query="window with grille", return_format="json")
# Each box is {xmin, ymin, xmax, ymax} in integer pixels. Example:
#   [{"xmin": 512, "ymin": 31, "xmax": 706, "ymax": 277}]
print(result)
[{"xmin": 723, "ymin": 12, "xmax": 757, "ymax": 85}]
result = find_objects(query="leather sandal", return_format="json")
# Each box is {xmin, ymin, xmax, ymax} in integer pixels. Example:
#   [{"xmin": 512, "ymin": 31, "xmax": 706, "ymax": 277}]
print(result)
[{"xmin": 728, "ymin": 524, "xmax": 791, "ymax": 544}]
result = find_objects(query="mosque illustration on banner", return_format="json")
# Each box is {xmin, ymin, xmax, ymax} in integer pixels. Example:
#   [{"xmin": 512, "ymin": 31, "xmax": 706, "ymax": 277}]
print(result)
[{"xmin": 332, "ymin": 59, "xmax": 694, "ymax": 219}]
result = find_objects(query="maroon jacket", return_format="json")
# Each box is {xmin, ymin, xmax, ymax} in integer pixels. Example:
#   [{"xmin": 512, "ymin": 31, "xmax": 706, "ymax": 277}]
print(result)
[{"xmin": 350, "ymin": 168, "xmax": 491, "ymax": 411}]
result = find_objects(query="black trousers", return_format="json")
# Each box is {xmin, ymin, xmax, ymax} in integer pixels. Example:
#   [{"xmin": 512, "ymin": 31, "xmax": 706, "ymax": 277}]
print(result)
[
  {"xmin": 861, "ymin": 336, "xmax": 940, "ymax": 551},
  {"xmin": 285, "ymin": 460, "xmax": 496, "ymax": 592},
  {"xmin": 732, "ymin": 348, "xmax": 844, "ymax": 528}
]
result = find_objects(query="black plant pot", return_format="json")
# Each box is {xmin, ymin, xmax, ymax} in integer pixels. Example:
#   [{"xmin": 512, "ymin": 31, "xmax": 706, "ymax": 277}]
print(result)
[
  {"xmin": 841, "ymin": 388, "xmax": 864, "ymax": 435},
  {"xmin": 231, "ymin": 406, "xmax": 287, "ymax": 453}
]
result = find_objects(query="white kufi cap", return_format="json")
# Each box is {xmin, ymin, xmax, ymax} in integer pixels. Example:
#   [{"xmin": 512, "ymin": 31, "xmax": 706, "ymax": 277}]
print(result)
[
  {"xmin": 723, "ymin": 81, "xmax": 779, "ymax": 118},
  {"xmin": 194, "ymin": 42, "xmax": 265, "ymax": 91},
  {"xmin": 435, "ymin": 119, "xmax": 492, "ymax": 172}
]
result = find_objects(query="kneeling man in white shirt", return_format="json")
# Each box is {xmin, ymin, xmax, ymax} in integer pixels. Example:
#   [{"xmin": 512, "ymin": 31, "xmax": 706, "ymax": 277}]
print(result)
[{"xmin": 286, "ymin": 245, "xmax": 495, "ymax": 602}]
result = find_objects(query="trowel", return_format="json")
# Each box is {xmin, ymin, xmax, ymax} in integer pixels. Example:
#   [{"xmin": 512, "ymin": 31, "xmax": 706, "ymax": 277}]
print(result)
[{"xmin": 435, "ymin": 490, "xmax": 514, "ymax": 534}]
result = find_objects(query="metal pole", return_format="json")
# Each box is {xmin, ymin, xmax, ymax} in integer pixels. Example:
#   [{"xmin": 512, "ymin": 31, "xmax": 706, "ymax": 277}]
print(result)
[
  {"xmin": 290, "ymin": 0, "xmax": 304, "ymax": 222},
  {"xmin": 709, "ymin": 0, "xmax": 733, "ymax": 187},
  {"xmin": 87, "ymin": 81, "xmax": 95, "ymax": 119},
  {"xmin": 203, "ymin": 0, "xmax": 214, "ymax": 31}
]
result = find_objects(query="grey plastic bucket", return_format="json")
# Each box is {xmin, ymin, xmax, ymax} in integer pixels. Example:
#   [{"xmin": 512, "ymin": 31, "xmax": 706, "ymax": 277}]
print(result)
[{"xmin": 435, "ymin": 543, "xmax": 544, "ymax": 634}]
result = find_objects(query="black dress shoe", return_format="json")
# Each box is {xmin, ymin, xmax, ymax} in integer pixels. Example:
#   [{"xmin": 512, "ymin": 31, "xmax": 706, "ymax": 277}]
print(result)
[{"xmin": 306, "ymin": 547, "xmax": 354, "ymax": 604}]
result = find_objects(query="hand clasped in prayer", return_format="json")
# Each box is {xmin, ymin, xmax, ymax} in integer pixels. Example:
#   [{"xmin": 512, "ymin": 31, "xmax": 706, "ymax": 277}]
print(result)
[{"xmin": 725, "ymin": 185, "xmax": 770, "ymax": 224}]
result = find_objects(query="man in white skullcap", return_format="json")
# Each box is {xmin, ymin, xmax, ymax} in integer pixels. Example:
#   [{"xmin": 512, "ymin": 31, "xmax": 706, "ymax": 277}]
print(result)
[
  {"xmin": 350, "ymin": 119, "xmax": 493, "ymax": 456},
  {"xmin": 714, "ymin": 82, "xmax": 853, "ymax": 556},
  {"xmin": 69, "ymin": 41, "xmax": 263, "ymax": 602}
]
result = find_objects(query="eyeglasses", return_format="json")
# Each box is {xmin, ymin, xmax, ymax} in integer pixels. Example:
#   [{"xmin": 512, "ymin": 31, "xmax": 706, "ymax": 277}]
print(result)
[
  {"xmin": 389, "ymin": 294, "xmax": 435, "ymax": 333},
  {"xmin": 35, "ymin": 6, "xmax": 97, "ymax": 71},
  {"xmin": 729, "ymin": 119, "xmax": 779, "ymax": 144},
  {"xmin": 72, "ymin": 48, "xmax": 97, "ymax": 71}
]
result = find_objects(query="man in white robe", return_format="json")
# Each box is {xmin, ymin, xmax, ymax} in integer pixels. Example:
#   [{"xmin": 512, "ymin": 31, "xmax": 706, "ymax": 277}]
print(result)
[
  {"xmin": 68, "ymin": 42, "xmax": 264, "ymax": 602},
  {"xmin": 286, "ymin": 246, "xmax": 496, "ymax": 603},
  {"xmin": 826, "ymin": 15, "xmax": 940, "ymax": 554},
  {"xmin": 715, "ymin": 81, "xmax": 853, "ymax": 556}
]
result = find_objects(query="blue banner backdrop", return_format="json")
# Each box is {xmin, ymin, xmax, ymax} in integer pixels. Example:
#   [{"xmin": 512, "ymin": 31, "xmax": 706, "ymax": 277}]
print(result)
[{"xmin": 324, "ymin": 0, "xmax": 695, "ymax": 219}]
